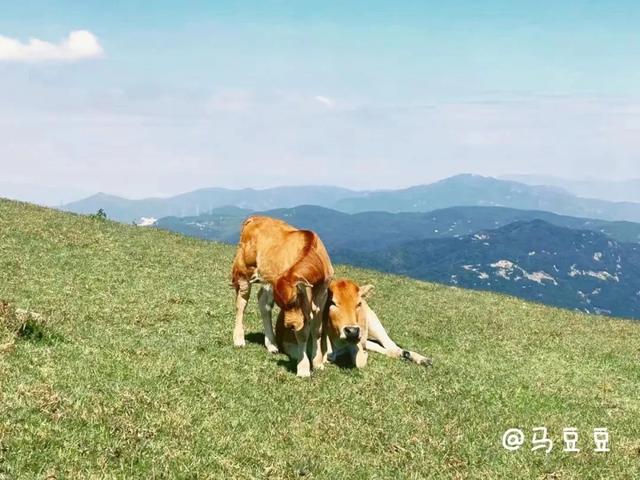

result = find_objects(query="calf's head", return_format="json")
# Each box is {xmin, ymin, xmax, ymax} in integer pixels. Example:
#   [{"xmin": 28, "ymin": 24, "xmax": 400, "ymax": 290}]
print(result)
[{"xmin": 325, "ymin": 279, "xmax": 373, "ymax": 346}]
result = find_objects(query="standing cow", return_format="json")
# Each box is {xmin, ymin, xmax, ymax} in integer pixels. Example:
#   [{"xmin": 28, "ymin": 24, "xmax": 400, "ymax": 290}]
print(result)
[{"xmin": 231, "ymin": 216, "xmax": 334, "ymax": 377}]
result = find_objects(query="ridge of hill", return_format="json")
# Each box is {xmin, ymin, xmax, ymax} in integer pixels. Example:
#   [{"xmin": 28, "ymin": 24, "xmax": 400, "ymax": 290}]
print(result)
[
  {"xmin": 156, "ymin": 204, "xmax": 640, "ymax": 249},
  {"xmin": 502, "ymin": 175, "xmax": 640, "ymax": 203},
  {"xmin": 62, "ymin": 186, "xmax": 363, "ymax": 223}
]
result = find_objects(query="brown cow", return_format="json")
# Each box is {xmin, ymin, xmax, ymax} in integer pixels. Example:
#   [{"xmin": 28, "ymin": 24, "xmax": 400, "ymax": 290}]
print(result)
[
  {"xmin": 276, "ymin": 278, "xmax": 431, "ymax": 368},
  {"xmin": 231, "ymin": 216, "xmax": 334, "ymax": 377}
]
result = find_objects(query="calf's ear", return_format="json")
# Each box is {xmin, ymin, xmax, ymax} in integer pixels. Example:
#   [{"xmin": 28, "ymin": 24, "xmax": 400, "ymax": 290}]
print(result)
[{"xmin": 359, "ymin": 284, "xmax": 374, "ymax": 299}]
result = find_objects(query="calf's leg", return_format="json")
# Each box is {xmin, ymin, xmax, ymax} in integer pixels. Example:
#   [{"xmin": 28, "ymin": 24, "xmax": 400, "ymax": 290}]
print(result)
[
  {"xmin": 364, "ymin": 302, "xmax": 402, "ymax": 356},
  {"xmin": 351, "ymin": 342, "xmax": 369, "ymax": 368},
  {"xmin": 365, "ymin": 340, "xmax": 390, "ymax": 355},
  {"xmin": 364, "ymin": 301, "xmax": 432, "ymax": 366}
]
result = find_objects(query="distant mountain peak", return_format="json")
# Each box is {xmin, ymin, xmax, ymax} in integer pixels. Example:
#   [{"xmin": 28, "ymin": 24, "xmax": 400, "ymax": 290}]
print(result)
[{"xmin": 63, "ymin": 175, "xmax": 640, "ymax": 224}]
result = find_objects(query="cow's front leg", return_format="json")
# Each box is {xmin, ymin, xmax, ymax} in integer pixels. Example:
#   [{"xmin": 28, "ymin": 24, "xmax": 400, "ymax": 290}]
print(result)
[
  {"xmin": 310, "ymin": 291, "xmax": 327, "ymax": 370},
  {"xmin": 233, "ymin": 279, "xmax": 251, "ymax": 347},
  {"xmin": 309, "ymin": 312, "xmax": 325, "ymax": 371},
  {"xmin": 294, "ymin": 324, "xmax": 311, "ymax": 378},
  {"xmin": 351, "ymin": 341, "xmax": 369, "ymax": 368},
  {"xmin": 320, "ymin": 327, "xmax": 332, "ymax": 365},
  {"xmin": 257, "ymin": 285, "xmax": 278, "ymax": 353}
]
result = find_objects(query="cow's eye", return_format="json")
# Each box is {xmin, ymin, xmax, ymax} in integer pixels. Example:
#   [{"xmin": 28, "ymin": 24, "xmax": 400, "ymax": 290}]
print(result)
[
  {"xmin": 356, "ymin": 301, "xmax": 362, "ymax": 308},
  {"xmin": 330, "ymin": 300, "xmax": 337, "ymax": 307}
]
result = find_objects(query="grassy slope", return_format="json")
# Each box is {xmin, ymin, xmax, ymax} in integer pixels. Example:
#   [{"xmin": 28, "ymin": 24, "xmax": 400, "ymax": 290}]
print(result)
[{"xmin": 1, "ymin": 199, "xmax": 639, "ymax": 479}]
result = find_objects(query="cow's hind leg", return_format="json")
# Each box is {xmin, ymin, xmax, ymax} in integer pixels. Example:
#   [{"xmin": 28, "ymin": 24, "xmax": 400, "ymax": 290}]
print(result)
[
  {"xmin": 233, "ymin": 278, "xmax": 251, "ymax": 347},
  {"xmin": 365, "ymin": 340, "xmax": 390, "ymax": 355},
  {"xmin": 364, "ymin": 302, "xmax": 402, "ymax": 357},
  {"xmin": 257, "ymin": 285, "xmax": 278, "ymax": 353},
  {"xmin": 365, "ymin": 301, "xmax": 432, "ymax": 366}
]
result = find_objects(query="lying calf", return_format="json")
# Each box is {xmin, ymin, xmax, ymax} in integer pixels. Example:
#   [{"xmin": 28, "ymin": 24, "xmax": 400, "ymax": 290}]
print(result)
[{"xmin": 275, "ymin": 279, "xmax": 431, "ymax": 369}]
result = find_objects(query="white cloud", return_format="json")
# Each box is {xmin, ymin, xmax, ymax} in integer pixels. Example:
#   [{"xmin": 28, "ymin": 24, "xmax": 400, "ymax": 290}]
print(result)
[
  {"xmin": 314, "ymin": 95, "xmax": 336, "ymax": 108},
  {"xmin": 0, "ymin": 30, "xmax": 103, "ymax": 62}
]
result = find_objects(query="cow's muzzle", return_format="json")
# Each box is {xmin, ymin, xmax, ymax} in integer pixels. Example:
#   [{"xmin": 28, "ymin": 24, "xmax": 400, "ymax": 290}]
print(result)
[{"xmin": 343, "ymin": 325, "xmax": 361, "ymax": 342}]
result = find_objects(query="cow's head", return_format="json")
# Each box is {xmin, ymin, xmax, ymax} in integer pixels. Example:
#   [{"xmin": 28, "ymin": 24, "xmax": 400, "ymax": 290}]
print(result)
[
  {"xmin": 275, "ymin": 276, "xmax": 319, "ymax": 332},
  {"xmin": 325, "ymin": 279, "xmax": 373, "ymax": 345}
]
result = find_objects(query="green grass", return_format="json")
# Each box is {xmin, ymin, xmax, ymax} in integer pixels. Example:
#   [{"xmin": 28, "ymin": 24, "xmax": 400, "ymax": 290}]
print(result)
[{"xmin": 1, "ymin": 198, "xmax": 639, "ymax": 479}]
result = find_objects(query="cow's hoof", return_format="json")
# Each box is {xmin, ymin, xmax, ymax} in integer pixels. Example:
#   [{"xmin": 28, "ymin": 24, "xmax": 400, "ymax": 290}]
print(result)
[
  {"xmin": 296, "ymin": 367, "xmax": 311, "ymax": 378},
  {"xmin": 265, "ymin": 343, "xmax": 279, "ymax": 354},
  {"xmin": 313, "ymin": 361, "xmax": 325, "ymax": 371},
  {"xmin": 421, "ymin": 358, "xmax": 433, "ymax": 367},
  {"xmin": 233, "ymin": 338, "xmax": 246, "ymax": 347}
]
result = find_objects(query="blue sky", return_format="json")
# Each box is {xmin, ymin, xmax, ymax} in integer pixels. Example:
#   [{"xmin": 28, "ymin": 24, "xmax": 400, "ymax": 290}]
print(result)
[{"xmin": 1, "ymin": 1, "xmax": 639, "ymax": 199}]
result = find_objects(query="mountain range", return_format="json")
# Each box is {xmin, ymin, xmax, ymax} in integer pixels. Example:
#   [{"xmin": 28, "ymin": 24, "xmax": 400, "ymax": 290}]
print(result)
[
  {"xmin": 61, "ymin": 186, "xmax": 362, "ymax": 223},
  {"xmin": 156, "ymin": 204, "xmax": 640, "ymax": 249},
  {"xmin": 503, "ymin": 174, "xmax": 640, "ymax": 203},
  {"xmin": 155, "ymin": 205, "xmax": 640, "ymax": 319},
  {"xmin": 333, "ymin": 220, "xmax": 640, "ymax": 319},
  {"xmin": 333, "ymin": 175, "xmax": 640, "ymax": 221},
  {"xmin": 56, "ymin": 173, "xmax": 640, "ymax": 319},
  {"xmin": 62, "ymin": 174, "xmax": 640, "ymax": 224}
]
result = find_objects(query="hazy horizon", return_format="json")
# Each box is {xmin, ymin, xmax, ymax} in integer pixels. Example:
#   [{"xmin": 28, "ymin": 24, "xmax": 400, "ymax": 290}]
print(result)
[
  {"xmin": 4, "ymin": 172, "xmax": 640, "ymax": 207},
  {"xmin": 2, "ymin": 2, "xmax": 639, "ymax": 199}
]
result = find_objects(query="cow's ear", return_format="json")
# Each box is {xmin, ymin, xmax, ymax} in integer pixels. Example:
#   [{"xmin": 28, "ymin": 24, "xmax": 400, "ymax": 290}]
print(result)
[
  {"xmin": 296, "ymin": 277, "xmax": 313, "ymax": 292},
  {"xmin": 296, "ymin": 278, "xmax": 313, "ymax": 304},
  {"xmin": 359, "ymin": 284, "xmax": 374, "ymax": 299}
]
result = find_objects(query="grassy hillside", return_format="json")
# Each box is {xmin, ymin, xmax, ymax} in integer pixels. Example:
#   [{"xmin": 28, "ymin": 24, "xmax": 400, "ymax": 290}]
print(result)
[{"xmin": 1, "ymin": 199, "xmax": 639, "ymax": 479}]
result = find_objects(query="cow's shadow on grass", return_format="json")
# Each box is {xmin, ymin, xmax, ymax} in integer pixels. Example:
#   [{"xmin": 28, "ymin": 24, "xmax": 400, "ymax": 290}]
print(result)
[
  {"xmin": 275, "ymin": 358, "xmax": 298, "ymax": 374},
  {"xmin": 246, "ymin": 331, "xmax": 297, "ymax": 373},
  {"xmin": 274, "ymin": 356, "xmax": 356, "ymax": 374},
  {"xmin": 245, "ymin": 331, "xmax": 295, "ymax": 373},
  {"xmin": 246, "ymin": 330, "xmax": 356, "ymax": 374},
  {"xmin": 245, "ymin": 331, "xmax": 264, "ymax": 347}
]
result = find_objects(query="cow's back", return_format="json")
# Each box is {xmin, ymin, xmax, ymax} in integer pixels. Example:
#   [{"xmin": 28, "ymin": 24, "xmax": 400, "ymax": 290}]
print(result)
[
  {"xmin": 232, "ymin": 216, "xmax": 295, "ymax": 285},
  {"xmin": 238, "ymin": 216, "xmax": 296, "ymax": 260},
  {"xmin": 232, "ymin": 215, "xmax": 334, "ymax": 307}
]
